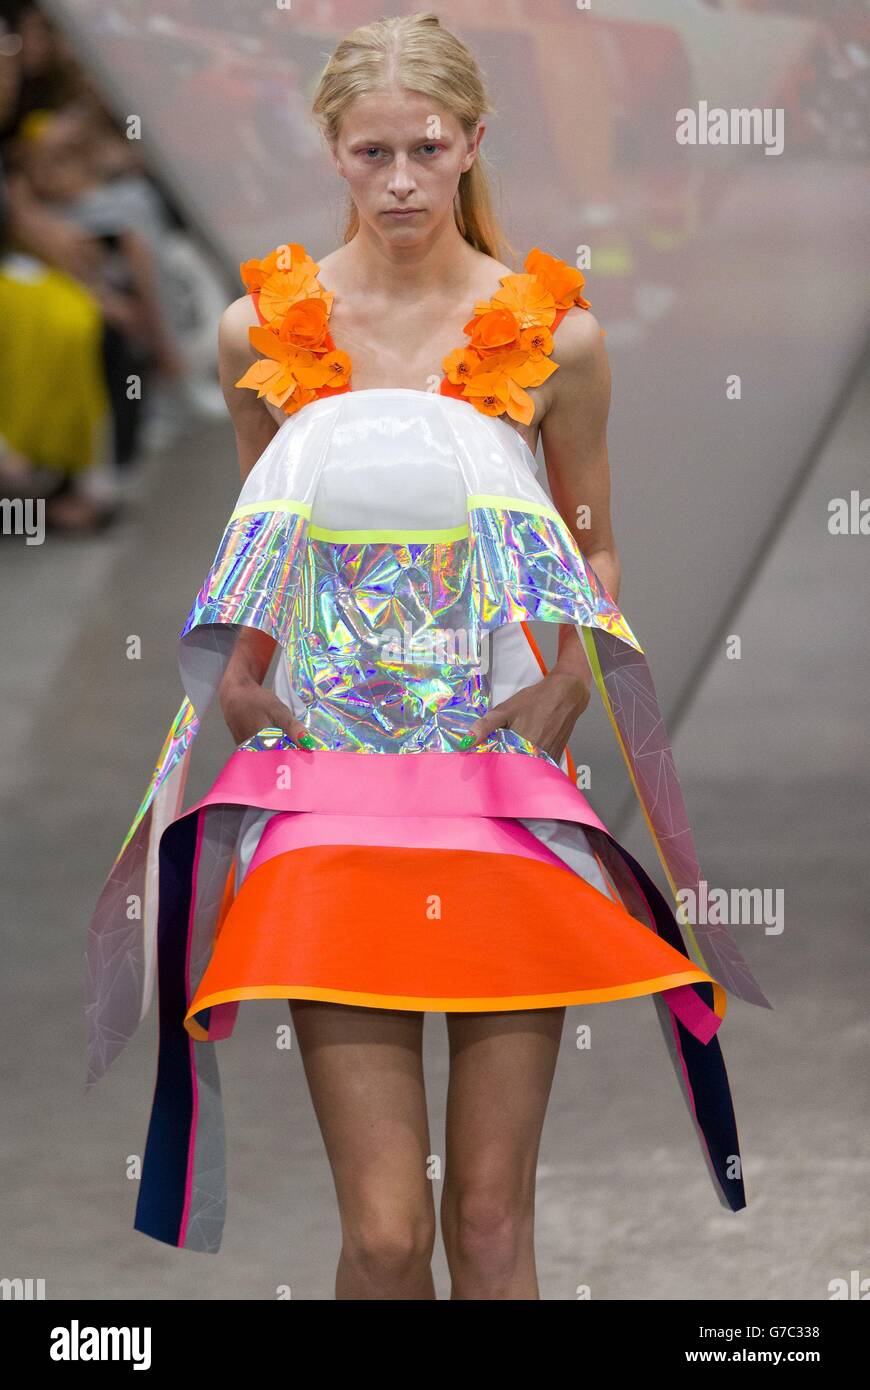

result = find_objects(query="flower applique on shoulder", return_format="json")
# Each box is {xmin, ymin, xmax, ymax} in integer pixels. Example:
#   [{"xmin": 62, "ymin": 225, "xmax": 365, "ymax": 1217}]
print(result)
[
  {"xmin": 236, "ymin": 241, "xmax": 352, "ymax": 417},
  {"xmin": 235, "ymin": 239, "xmax": 597, "ymax": 427},
  {"xmin": 440, "ymin": 247, "xmax": 595, "ymax": 426}
]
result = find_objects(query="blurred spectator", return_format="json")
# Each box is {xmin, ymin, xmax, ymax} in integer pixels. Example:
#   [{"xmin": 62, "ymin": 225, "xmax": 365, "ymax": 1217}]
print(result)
[
  {"xmin": 10, "ymin": 103, "xmax": 187, "ymax": 465},
  {"xmin": 0, "ymin": 0, "xmax": 198, "ymax": 533},
  {"xmin": 0, "ymin": 0, "xmax": 85, "ymax": 143},
  {"xmin": 0, "ymin": 137, "xmax": 117, "ymax": 532},
  {"xmin": 0, "ymin": 3, "xmax": 114, "ymax": 531},
  {"xmin": 0, "ymin": 1, "xmax": 273, "ymax": 535}
]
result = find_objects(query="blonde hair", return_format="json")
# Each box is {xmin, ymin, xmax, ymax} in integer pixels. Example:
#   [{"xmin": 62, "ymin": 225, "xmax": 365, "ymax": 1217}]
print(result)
[{"xmin": 311, "ymin": 11, "xmax": 513, "ymax": 263}]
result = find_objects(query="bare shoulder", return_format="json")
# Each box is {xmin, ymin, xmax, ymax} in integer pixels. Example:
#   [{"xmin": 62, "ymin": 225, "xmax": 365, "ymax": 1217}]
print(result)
[
  {"xmin": 553, "ymin": 305, "xmax": 607, "ymax": 375},
  {"xmin": 546, "ymin": 306, "xmax": 610, "ymax": 419},
  {"xmin": 219, "ymin": 292, "xmax": 259, "ymax": 348},
  {"xmin": 314, "ymin": 245, "xmax": 342, "ymax": 273},
  {"xmin": 474, "ymin": 251, "xmax": 515, "ymax": 289},
  {"xmin": 311, "ymin": 245, "xmax": 353, "ymax": 290},
  {"xmin": 218, "ymin": 292, "xmax": 261, "ymax": 389},
  {"xmin": 216, "ymin": 292, "xmax": 278, "ymax": 450},
  {"xmin": 488, "ymin": 253, "xmax": 516, "ymax": 278}
]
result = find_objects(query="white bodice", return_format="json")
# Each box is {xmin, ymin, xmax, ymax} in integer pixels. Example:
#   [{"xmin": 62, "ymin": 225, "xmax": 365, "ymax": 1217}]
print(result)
[
  {"xmin": 257, "ymin": 390, "xmax": 548, "ymax": 746},
  {"xmin": 239, "ymin": 386, "xmax": 541, "ymax": 518}
]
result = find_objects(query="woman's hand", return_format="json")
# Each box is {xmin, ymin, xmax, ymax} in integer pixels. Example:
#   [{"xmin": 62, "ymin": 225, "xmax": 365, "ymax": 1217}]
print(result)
[
  {"xmin": 459, "ymin": 669, "xmax": 592, "ymax": 762},
  {"xmin": 219, "ymin": 673, "xmax": 315, "ymax": 748},
  {"xmin": 218, "ymin": 627, "xmax": 315, "ymax": 748}
]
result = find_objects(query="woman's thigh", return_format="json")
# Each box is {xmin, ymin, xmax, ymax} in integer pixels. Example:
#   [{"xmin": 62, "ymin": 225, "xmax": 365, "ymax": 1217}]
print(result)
[
  {"xmin": 289, "ymin": 1000, "xmax": 435, "ymax": 1228},
  {"xmin": 443, "ymin": 1008, "xmax": 566, "ymax": 1195}
]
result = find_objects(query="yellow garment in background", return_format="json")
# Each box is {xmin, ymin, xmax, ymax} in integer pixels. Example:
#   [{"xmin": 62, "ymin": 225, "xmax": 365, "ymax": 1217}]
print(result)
[{"xmin": 0, "ymin": 255, "xmax": 110, "ymax": 473}]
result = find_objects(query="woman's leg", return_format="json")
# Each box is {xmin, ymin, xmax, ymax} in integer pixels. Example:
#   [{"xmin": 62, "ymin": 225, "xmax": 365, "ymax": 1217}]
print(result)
[
  {"xmin": 289, "ymin": 1000, "xmax": 437, "ymax": 1300},
  {"xmin": 442, "ymin": 1007, "xmax": 566, "ymax": 1300}
]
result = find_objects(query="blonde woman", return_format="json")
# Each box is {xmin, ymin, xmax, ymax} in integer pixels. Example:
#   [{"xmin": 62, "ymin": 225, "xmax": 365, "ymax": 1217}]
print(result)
[{"xmin": 88, "ymin": 12, "xmax": 766, "ymax": 1299}]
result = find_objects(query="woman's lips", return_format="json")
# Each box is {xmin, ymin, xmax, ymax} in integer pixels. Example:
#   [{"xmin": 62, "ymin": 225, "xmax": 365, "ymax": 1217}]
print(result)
[{"xmin": 383, "ymin": 209, "xmax": 421, "ymax": 215}]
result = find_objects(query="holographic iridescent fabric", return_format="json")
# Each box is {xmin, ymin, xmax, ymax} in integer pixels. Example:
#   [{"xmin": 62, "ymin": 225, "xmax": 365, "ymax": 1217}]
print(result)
[
  {"xmin": 184, "ymin": 499, "xmax": 639, "ymax": 671},
  {"xmin": 467, "ymin": 503, "xmax": 638, "ymax": 646},
  {"xmin": 114, "ymin": 694, "xmax": 198, "ymax": 865},
  {"xmin": 181, "ymin": 505, "xmax": 310, "ymax": 647},
  {"xmin": 282, "ymin": 532, "xmax": 567, "ymax": 757},
  {"xmin": 180, "ymin": 500, "xmax": 639, "ymax": 758}
]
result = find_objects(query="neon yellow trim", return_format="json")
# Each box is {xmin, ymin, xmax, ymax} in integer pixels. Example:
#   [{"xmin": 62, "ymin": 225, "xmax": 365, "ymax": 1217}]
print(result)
[
  {"xmin": 308, "ymin": 522, "xmax": 469, "ymax": 543},
  {"xmin": 466, "ymin": 493, "xmax": 566, "ymax": 527},
  {"xmin": 230, "ymin": 499, "xmax": 312, "ymax": 520},
  {"xmin": 229, "ymin": 495, "xmax": 566, "ymax": 534},
  {"xmin": 184, "ymin": 970, "xmax": 725, "ymax": 1033}
]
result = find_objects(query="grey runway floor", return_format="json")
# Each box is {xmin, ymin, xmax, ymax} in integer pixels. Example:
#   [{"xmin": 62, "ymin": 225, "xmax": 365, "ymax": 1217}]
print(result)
[{"xmin": 1, "ymin": 370, "xmax": 867, "ymax": 1301}]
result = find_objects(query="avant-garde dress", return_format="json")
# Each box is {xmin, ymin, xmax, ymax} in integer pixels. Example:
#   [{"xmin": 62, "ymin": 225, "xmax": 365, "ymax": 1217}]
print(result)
[{"xmin": 86, "ymin": 241, "xmax": 770, "ymax": 1253}]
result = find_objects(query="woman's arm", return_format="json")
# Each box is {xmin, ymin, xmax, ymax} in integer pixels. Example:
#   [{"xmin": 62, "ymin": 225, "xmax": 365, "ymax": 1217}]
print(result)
[
  {"xmin": 541, "ymin": 306, "xmax": 621, "ymax": 604},
  {"xmin": 540, "ymin": 306, "xmax": 621, "ymax": 698},
  {"xmin": 216, "ymin": 296, "xmax": 314, "ymax": 747},
  {"xmin": 459, "ymin": 308, "xmax": 619, "ymax": 760},
  {"xmin": 218, "ymin": 293, "xmax": 281, "ymax": 483}
]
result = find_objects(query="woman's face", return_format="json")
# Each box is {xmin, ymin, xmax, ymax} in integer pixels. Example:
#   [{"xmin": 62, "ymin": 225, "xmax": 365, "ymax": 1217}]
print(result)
[{"xmin": 331, "ymin": 86, "xmax": 483, "ymax": 244}]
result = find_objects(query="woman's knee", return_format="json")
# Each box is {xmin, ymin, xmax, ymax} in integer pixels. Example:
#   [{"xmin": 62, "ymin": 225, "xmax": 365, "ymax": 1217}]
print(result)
[
  {"xmin": 341, "ymin": 1195, "xmax": 436, "ymax": 1279},
  {"xmin": 441, "ymin": 1179, "xmax": 533, "ymax": 1267}
]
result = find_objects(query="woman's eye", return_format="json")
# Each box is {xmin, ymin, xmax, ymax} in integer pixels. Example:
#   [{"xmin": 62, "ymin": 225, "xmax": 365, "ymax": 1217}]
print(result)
[{"xmin": 358, "ymin": 145, "xmax": 440, "ymax": 160}]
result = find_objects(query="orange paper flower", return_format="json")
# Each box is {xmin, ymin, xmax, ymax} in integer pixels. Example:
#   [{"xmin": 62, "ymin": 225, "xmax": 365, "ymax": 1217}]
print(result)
[
  {"xmin": 235, "ymin": 243, "xmax": 349, "ymax": 416},
  {"xmin": 524, "ymin": 246, "xmax": 591, "ymax": 311},
  {"xmin": 442, "ymin": 345, "xmax": 484, "ymax": 389},
  {"xmin": 466, "ymin": 307, "xmax": 522, "ymax": 355},
  {"xmin": 239, "ymin": 242, "xmax": 317, "ymax": 293},
  {"xmin": 235, "ymin": 240, "xmax": 593, "ymax": 423},
  {"xmin": 440, "ymin": 247, "xmax": 592, "ymax": 425}
]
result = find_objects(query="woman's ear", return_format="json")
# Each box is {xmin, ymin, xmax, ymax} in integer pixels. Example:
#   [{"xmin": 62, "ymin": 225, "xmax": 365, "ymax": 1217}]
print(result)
[{"xmin": 463, "ymin": 121, "xmax": 485, "ymax": 173}]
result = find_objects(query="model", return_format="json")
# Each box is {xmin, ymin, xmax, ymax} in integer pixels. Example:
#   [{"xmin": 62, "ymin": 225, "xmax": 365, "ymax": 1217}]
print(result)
[{"xmin": 85, "ymin": 13, "xmax": 769, "ymax": 1299}]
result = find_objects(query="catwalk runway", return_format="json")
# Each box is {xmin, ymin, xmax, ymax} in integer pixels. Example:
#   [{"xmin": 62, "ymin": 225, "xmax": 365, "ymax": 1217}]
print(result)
[{"xmin": 1, "ymin": 362, "xmax": 867, "ymax": 1300}]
